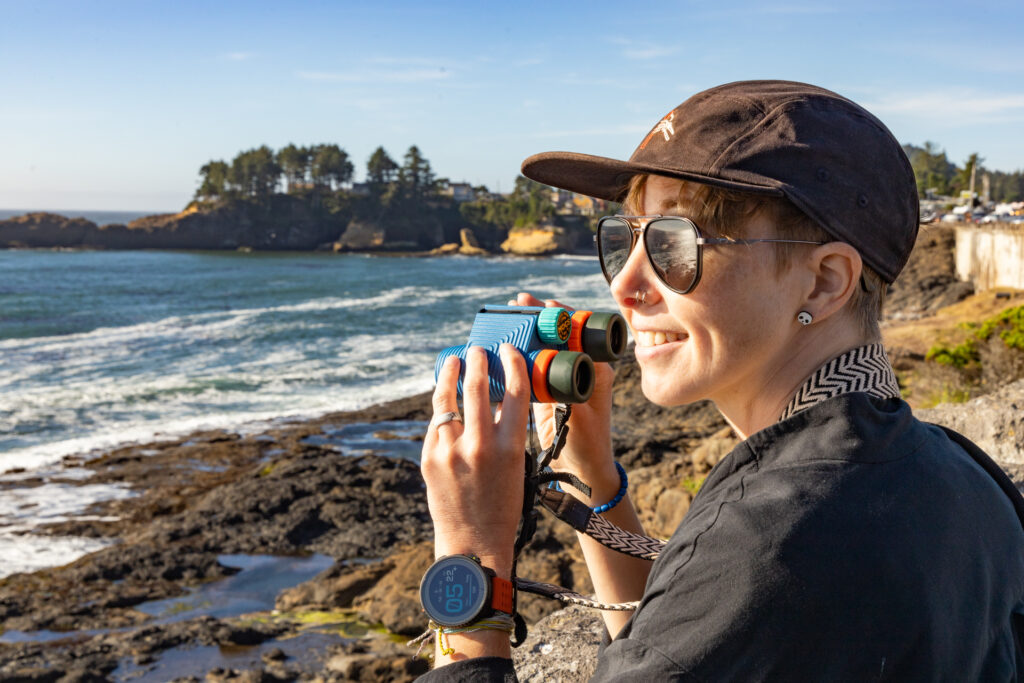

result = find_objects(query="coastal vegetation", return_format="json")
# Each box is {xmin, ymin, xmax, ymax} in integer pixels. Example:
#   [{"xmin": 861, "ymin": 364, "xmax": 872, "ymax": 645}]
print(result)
[
  {"xmin": 189, "ymin": 143, "xmax": 572, "ymax": 252},
  {"xmin": 903, "ymin": 302, "xmax": 1024, "ymax": 407},
  {"xmin": 926, "ymin": 304, "xmax": 1024, "ymax": 370},
  {"xmin": 903, "ymin": 142, "xmax": 1024, "ymax": 201}
]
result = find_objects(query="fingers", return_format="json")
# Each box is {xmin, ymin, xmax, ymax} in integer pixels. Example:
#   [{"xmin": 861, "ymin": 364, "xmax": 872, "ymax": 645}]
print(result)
[
  {"xmin": 506, "ymin": 292, "xmax": 575, "ymax": 312},
  {"xmin": 496, "ymin": 344, "xmax": 530, "ymax": 438},
  {"xmin": 508, "ymin": 292, "xmax": 544, "ymax": 307},
  {"xmin": 462, "ymin": 346, "xmax": 492, "ymax": 435},
  {"xmin": 427, "ymin": 356, "xmax": 463, "ymax": 451}
]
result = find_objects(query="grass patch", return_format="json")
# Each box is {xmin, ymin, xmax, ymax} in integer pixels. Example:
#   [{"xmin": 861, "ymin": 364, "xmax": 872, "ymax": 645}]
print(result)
[
  {"xmin": 681, "ymin": 476, "xmax": 706, "ymax": 497},
  {"xmin": 926, "ymin": 304, "xmax": 1024, "ymax": 370},
  {"xmin": 265, "ymin": 609, "xmax": 404, "ymax": 640},
  {"xmin": 920, "ymin": 385, "xmax": 972, "ymax": 409}
]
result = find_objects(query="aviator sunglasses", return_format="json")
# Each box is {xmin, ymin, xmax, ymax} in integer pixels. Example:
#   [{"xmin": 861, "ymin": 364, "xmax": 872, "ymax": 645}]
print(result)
[{"xmin": 596, "ymin": 215, "xmax": 827, "ymax": 295}]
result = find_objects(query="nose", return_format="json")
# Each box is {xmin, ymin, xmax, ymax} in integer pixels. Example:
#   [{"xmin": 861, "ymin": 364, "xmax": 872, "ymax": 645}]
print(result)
[{"xmin": 609, "ymin": 232, "xmax": 659, "ymax": 308}]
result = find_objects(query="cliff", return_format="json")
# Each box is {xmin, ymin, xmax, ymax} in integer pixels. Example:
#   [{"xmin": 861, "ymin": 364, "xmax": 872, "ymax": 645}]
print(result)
[
  {"xmin": 0, "ymin": 203, "xmax": 597, "ymax": 255},
  {"xmin": 0, "ymin": 197, "xmax": 347, "ymax": 251}
]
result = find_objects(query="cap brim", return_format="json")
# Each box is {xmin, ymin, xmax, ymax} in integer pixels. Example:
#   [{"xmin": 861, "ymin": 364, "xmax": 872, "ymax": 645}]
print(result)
[{"xmin": 521, "ymin": 151, "xmax": 785, "ymax": 203}]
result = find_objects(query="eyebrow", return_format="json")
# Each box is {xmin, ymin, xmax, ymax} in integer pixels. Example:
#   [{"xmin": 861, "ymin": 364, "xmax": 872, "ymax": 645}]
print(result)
[{"xmin": 655, "ymin": 193, "xmax": 688, "ymax": 210}]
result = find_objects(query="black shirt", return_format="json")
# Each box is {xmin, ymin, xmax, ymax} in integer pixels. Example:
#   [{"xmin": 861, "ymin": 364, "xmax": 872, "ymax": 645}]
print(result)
[{"xmin": 420, "ymin": 394, "xmax": 1024, "ymax": 681}]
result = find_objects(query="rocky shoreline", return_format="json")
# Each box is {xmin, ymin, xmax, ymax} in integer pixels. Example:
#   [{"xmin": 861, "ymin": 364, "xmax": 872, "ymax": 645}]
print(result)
[
  {"xmin": 0, "ymin": 210, "xmax": 590, "ymax": 257},
  {"xmin": 0, "ymin": 355, "xmax": 733, "ymax": 682},
  {"xmin": 2, "ymin": 224, "xmax": 1024, "ymax": 681}
]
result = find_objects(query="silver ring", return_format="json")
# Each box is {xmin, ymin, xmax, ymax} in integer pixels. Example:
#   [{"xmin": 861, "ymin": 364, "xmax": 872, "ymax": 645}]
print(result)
[
  {"xmin": 634, "ymin": 289, "xmax": 647, "ymax": 305},
  {"xmin": 433, "ymin": 411, "xmax": 463, "ymax": 428}
]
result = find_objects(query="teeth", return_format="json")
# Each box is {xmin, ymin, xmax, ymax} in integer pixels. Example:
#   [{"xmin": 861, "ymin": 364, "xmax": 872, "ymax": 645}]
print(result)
[{"xmin": 635, "ymin": 330, "xmax": 682, "ymax": 347}]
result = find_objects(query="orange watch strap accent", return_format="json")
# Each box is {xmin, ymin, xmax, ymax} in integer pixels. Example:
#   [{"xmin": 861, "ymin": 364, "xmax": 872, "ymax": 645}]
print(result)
[
  {"xmin": 491, "ymin": 576, "xmax": 514, "ymax": 614},
  {"xmin": 531, "ymin": 349, "xmax": 556, "ymax": 403},
  {"xmin": 568, "ymin": 310, "xmax": 592, "ymax": 352}
]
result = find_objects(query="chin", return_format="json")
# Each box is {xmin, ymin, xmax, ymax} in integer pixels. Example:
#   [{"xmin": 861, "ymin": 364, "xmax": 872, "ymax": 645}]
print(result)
[{"xmin": 639, "ymin": 373, "xmax": 697, "ymax": 408}]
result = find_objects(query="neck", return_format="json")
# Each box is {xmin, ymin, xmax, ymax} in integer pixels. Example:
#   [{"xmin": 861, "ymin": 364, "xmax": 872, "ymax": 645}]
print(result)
[{"xmin": 713, "ymin": 319, "xmax": 872, "ymax": 439}]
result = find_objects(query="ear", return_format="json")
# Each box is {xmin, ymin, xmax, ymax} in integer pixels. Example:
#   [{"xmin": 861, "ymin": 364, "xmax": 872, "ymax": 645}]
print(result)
[{"xmin": 801, "ymin": 242, "xmax": 862, "ymax": 323}]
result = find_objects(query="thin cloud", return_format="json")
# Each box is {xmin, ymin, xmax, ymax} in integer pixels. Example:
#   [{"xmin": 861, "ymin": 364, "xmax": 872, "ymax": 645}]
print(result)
[
  {"xmin": 865, "ymin": 90, "xmax": 1024, "ymax": 122},
  {"xmin": 297, "ymin": 68, "xmax": 451, "ymax": 84},
  {"xmin": 529, "ymin": 124, "xmax": 650, "ymax": 139},
  {"xmin": 695, "ymin": 3, "xmax": 843, "ymax": 18},
  {"xmin": 623, "ymin": 46, "xmax": 679, "ymax": 60},
  {"xmin": 364, "ymin": 56, "xmax": 449, "ymax": 67},
  {"xmin": 750, "ymin": 4, "xmax": 842, "ymax": 14},
  {"xmin": 608, "ymin": 38, "xmax": 679, "ymax": 61}
]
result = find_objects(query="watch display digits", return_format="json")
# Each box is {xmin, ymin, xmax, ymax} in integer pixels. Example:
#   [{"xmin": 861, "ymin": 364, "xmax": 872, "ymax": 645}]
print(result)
[{"xmin": 419, "ymin": 554, "xmax": 514, "ymax": 628}]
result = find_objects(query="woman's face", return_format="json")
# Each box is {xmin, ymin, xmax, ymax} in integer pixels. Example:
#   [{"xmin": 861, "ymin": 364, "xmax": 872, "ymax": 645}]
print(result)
[{"xmin": 609, "ymin": 175, "xmax": 804, "ymax": 409}]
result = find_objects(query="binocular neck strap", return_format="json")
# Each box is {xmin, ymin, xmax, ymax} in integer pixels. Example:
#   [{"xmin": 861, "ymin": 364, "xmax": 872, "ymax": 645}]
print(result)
[
  {"xmin": 537, "ymin": 487, "xmax": 666, "ymax": 561},
  {"xmin": 509, "ymin": 404, "xmax": 667, "ymax": 628},
  {"xmin": 514, "ymin": 577, "xmax": 640, "ymax": 612}
]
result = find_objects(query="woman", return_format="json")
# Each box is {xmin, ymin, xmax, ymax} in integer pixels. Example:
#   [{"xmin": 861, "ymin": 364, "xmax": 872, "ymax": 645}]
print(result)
[{"xmin": 418, "ymin": 81, "xmax": 1024, "ymax": 680}]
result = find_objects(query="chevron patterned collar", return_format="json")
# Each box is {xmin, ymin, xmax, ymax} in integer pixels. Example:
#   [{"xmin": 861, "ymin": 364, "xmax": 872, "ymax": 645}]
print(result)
[{"xmin": 779, "ymin": 343, "xmax": 901, "ymax": 422}]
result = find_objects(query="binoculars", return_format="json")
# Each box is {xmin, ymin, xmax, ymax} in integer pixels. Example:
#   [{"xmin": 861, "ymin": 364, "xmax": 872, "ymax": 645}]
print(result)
[{"xmin": 435, "ymin": 305, "xmax": 627, "ymax": 403}]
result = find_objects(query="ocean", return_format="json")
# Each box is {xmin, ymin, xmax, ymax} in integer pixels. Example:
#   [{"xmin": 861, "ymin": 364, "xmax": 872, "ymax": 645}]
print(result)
[{"xmin": 0, "ymin": 248, "xmax": 618, "ymax": 575}]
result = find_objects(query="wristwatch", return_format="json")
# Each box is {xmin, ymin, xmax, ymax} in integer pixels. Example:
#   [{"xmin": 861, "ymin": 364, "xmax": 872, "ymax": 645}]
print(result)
[{"xmin": 419, "ymin": 554, "xmax": 515, "ymax": 627}]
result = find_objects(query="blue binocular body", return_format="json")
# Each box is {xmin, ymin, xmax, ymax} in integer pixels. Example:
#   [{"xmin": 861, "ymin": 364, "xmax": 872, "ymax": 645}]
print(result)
[{"xmin": 435, "ymin": 305, "xmax": 627, "ymax": 403}]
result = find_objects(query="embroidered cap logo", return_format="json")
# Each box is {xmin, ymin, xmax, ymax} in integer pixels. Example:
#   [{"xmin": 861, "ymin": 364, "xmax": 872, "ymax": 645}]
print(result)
[{"xmin": 638, "ymin": 112, "xmax": 675, "ymax": 150}]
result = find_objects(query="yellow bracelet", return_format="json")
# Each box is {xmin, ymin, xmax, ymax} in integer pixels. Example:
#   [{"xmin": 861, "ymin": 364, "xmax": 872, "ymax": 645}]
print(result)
[{"xmin": 429, "ymin": 614, "xmax": 515, "ymax": 657}]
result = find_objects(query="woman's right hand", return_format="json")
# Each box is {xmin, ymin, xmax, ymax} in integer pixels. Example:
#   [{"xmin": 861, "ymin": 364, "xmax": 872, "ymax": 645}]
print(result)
[{"xmin": 507, "ymin": 292, "xmax": 621, "ymax": 506}]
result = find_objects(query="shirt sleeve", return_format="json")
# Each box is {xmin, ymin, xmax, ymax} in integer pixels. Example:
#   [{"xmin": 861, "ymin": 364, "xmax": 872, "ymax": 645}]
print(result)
[{"xmin": 415, "ymin": 656, "xmax": 516, "ymax": 683}]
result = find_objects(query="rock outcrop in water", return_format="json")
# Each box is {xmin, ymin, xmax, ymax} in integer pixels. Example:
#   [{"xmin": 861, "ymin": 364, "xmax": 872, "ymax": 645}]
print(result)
[{"xmin": 0, "ymin": 198, "xmax": 350, "ymax": 251}]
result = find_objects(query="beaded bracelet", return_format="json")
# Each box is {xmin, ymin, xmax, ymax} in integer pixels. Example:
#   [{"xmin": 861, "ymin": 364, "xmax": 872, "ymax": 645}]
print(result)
[
  {"xmin": 592, "ymin": 461, "xmax": 628, "ymax": 514},
  {"xmin": 550, "ymin": 461, "xmax": 628, "ymax": 514}
]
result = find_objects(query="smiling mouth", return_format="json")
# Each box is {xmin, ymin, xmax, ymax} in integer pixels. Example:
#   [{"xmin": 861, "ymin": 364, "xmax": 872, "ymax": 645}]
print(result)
[{"xmin": 634, "ymin": 330, "xmax": 685, "ymax": 347}]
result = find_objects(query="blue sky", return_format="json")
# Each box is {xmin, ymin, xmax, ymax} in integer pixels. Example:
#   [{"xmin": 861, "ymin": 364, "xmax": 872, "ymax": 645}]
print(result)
[{"xmin": 2, "ymin": 0, "xmax": 1022, "ymax": 211}]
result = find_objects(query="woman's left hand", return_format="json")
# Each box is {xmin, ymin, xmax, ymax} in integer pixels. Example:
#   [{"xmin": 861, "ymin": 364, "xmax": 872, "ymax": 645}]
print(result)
[{"xmin": 420, "ymin": 344, "xmax": 532, "ymax": 578}]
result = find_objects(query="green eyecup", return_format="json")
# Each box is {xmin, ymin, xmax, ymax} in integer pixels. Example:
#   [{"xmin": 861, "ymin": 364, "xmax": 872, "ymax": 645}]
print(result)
[
  {"xmin": 581, "ymin": 312, "xmax": 628, "ymax": 362},
  {"xmin": 546, "ymin": 351, "xmax": 595, "ymax": 403}
]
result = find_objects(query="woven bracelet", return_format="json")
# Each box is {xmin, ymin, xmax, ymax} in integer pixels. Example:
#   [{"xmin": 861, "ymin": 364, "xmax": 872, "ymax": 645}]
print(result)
[
  {"xmin": 549, "ymin": 461, "xmax": 628, "ymax": 513},
  {"xmin": 428, "ymin": 613, "xmax": 515, "ymax": 656}
]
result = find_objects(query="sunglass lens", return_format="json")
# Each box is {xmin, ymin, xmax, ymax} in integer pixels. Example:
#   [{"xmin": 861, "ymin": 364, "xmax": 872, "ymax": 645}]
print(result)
[
  {"xmin": 646, "ymin": 219, "xmax": 698, "ymax": 292},
  {"xmin": 598, "ymin": 218, "xmax": 633, "ymax": 283}
]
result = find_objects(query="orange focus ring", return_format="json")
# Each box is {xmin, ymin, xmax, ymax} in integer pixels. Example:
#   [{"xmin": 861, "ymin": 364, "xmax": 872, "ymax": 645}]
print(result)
[
  {"xmin": 491, "ymin": 576, "xmax": 514, "ymax": 614},
  {"xmin": 531, "ymin": 349, "xmax": 557, "ymax": 403},
  {"xmin": 568, "ymin": 310, "xmax": 592, "ymax": 352}
]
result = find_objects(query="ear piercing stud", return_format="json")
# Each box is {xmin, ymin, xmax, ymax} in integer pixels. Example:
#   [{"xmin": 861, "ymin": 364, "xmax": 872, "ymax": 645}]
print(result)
[{"xmin": 797, "ymin": 311, "xmax": 813, "ymax": 326}]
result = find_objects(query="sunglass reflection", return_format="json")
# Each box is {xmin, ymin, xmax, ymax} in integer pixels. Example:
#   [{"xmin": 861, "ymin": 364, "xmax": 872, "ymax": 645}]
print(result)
[{"xmin": 597, "ymin": 215, "xmax": 825, "ymax": 295}]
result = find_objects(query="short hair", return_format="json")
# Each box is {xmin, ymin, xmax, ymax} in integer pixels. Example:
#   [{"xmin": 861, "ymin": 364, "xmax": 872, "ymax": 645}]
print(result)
[{"xmin": 624, "ymin": 174, "xmax": 885, "ymax": 341}]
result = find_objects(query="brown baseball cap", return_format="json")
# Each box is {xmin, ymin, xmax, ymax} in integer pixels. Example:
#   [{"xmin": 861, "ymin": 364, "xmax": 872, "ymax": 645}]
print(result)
[{"xmin": 521, "ymin": 80, "xmax": 919, "ymax": 283}]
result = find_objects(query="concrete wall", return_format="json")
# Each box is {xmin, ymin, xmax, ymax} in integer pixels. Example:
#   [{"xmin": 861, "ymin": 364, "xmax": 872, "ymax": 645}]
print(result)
[{"xmin": 955, "ymin": 225, "xmax": 1024, "ymax": 291}]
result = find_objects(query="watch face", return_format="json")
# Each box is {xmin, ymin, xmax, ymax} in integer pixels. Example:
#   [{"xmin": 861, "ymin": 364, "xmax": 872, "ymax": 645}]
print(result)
[{"xmin": 420, "ymin": 555, "xmax": 490, "ymax": 627}]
